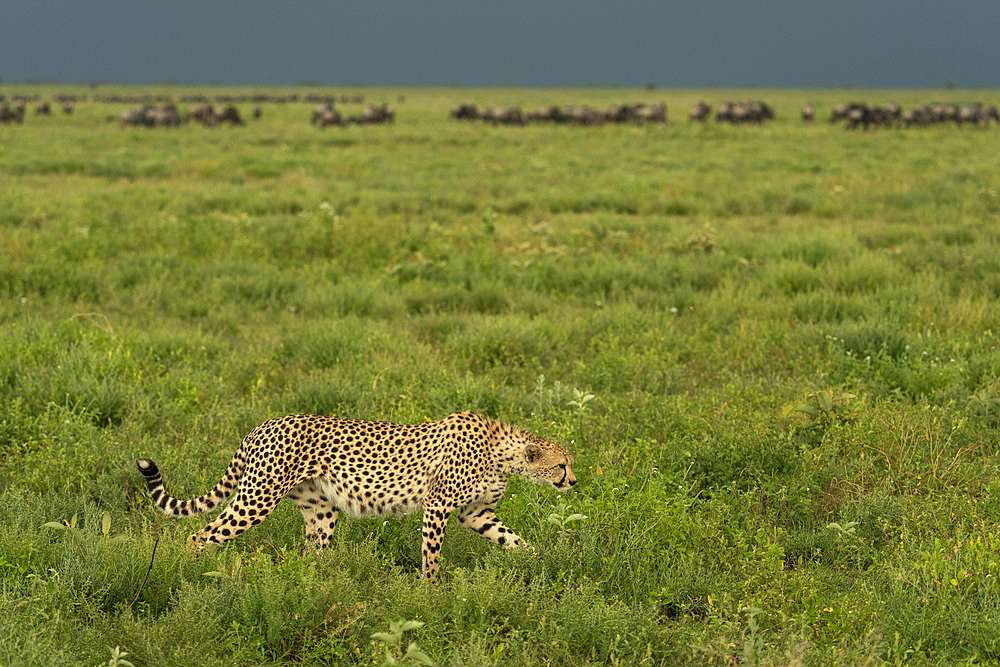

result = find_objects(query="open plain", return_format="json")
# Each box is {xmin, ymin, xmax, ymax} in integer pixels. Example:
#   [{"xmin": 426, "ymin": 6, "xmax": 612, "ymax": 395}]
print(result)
[{"xmin": 3, "ymin": 86, "xmax": 1000, "ymax": 665}]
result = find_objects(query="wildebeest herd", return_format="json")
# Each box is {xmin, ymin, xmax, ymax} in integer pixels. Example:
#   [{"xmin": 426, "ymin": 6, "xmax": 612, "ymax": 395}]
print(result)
[
  {"xmin": 827, "ymin": 102, "xmax": 1000, "ymax": 129},
  {"xmin": 310, "ymin": 102, "xmax": 395, "ymax": 128},
  {"xmin": 449, "ymin": 103, "xmax": 667, "ymax": 126},
  {"xmin": 117, "ymin": 104, "xmax": 248, "ymax": 128},
  {"xmin": 687, "ymin": 100, "xmax": 775, "ymax": 124},
  {"xmin": 0, "ymin": 97, "xmax": 76, "ymax": 123},
  {"xmin": 0, "ymin": 92, "xmax": 390, "ymax": 129},
  {"xmin": 4, "ymin": 92, "xmax": 1000, "ymax": 132}
]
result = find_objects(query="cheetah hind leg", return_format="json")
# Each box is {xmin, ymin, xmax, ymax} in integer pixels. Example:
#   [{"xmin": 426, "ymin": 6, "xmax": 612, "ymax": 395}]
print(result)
[
  {"xmin": 287, "ymin": 478, "xmax": 341, "ymax": 551},
  {"xmin": 187, "ymin": 489, "xmax": 281, "ymax": 551}
]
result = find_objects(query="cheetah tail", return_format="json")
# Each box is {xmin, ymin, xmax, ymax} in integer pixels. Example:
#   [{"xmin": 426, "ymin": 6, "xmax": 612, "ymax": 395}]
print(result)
[{"xmin": 136, "ymin": 453, "xmax": 245, "ymax": 518}]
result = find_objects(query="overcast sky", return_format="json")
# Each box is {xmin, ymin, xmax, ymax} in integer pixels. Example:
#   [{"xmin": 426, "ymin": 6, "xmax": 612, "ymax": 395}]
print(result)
[{"xmin": 4, "ymin": 1, "xmax": 999, "ymax": 88}]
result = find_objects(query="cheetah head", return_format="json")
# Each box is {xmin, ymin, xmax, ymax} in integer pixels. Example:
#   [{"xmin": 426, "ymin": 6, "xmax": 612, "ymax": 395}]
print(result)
[{"xmin": 523, "ymin": 437, "xmax": 577, "ymax": 492}]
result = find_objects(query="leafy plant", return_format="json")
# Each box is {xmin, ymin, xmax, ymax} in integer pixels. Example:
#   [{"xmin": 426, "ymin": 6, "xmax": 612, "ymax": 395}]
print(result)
[
  {"xmin": 826, "ymin": 521, "xmax": 859, "ymax": 539},
  {"xmin": 967, "ymin": 383, "xmax": 1000, "ymax": 425},
  {"xmin": 788, "ymin": 388, "xmax": 855, "ymax": 423},
  {"xmin": 0, "ymin": 555, "xmax": 29, "ymax": 582},
  {"xmin": 546, "ymin": 501, "xmax": 588, "ymax": 531},
  {"xmin": 675, "ymin": 226, "xmax": 716, "ymax": 254},
  {"xmin": 784, "ymin": 388, "xmax": 857, "ymax": 445},
  {"xmin": 371, "ymin": 619, "xmax": 433, "ymax": 666},
  {"xmin": 104, "ymin": 646, "xmax": 134, "ymax": 667},
  {"xmin": 567, "ymin": 388, "xmax": 596, "ymax": 414},
  {"xmin": 481, "ymin": 207, "xmax": 499, "ymax": 236},
  {"xmin": 43, "ymin": 512, "xmax": 127, "ymax": 554},
  {"xmin": 203, "ymin": 553, "xmax": 244, "ymax": 582},
  {"xmin": 531, "ymin": 373, "xmax": 566, "ymax": 415},
  {"xmin": 740, "ymin": 606, "xmax": 765, "ymax": 664}
]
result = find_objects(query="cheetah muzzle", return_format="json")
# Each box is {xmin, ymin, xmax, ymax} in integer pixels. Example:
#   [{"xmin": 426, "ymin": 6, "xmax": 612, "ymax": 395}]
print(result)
[{"xmin": 136, "ymin": 411, "xmax": 577, "ymax": 579}]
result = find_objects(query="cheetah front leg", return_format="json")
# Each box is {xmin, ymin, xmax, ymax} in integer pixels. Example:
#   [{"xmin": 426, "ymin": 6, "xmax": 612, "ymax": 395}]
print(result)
[
  {"xmin": 420, "ymin": 500, "xmax": 457, "ymax": 580},
  {"xmin": 457, "ymin": 501, "xmax": 533, "ymax": 552}
]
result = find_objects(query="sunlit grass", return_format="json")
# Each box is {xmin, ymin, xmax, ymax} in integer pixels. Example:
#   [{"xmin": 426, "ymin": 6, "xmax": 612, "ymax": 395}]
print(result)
[{"xmin": 3, "ymin": 85, "xmax": 1000, "ymax": 664}]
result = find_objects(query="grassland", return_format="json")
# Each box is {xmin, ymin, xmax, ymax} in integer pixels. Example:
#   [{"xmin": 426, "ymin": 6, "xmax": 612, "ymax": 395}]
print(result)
[{"xmin": 3, "ymin": 85, "xmax": 1000, "ymax": 665}]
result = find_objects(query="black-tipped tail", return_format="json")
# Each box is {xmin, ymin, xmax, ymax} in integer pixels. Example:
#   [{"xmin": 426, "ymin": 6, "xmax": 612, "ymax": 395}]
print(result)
[
  {"xmin": 135, "ymin": 454, "xmax": 243, "ymax": 518},
  {"xmin": 136, "ymin": 458, "xmax": 159, "ymax": 478},
  {"xmin": 136, "ymin": 458, "xmax": 175, "ymax": 513}
]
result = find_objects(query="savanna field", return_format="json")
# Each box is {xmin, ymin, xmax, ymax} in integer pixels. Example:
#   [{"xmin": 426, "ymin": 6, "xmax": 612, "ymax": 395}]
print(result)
[{"xmin": 4, "ymin": 85, "xmax": 1000, "ymax": 666}]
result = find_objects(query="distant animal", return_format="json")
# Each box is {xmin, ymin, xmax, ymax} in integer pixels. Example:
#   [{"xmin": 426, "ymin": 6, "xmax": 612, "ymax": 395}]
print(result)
[
  {"xmin": 147, "ymin": 104, "xmax": 182, "ymax": 127},
  {"xmin": 120, "ymin": 106, "xmax": 153, "ymax": 127},
  {"xmin": 136, "ymin": 411, "xmax": 577, "ymax": 580},
  {"xmin": 0, "ymin": 103, "xmax": 25, "ymax": 124},
  {"xmin": 212, "ymin": 105, "xmax": 244, "ymax": 126},
  {"xmin": 633, "ymin": 103, "xmax": 666, "ymax": 124},
  {"xmin": 829, "ymin": 103, "xmax": 857, "ymax": 123},
  {"xmin": 450, "ymin": 103, "xmax": 479, "ymax": 120},
  {"xmin": 714, "ymin": 101, "xmax": 773, "ymax": 124},
  {"xmin": 120, "ymin": 104, "xmax": 181, "ymax": 128},
  {"xmin": 314, "ymin": 107, "xmax": 344, "ymax": 128},
  {"xmin": 350, "ymin": 103, "xmax": 395, "ymax": 125},
  {"xmin": 481, "ymin": 106, "xmax": 525, "ymax": 126},
  {"xmin": 526, "ymin": 105, "xmax": 561, "ymax": 122},
  {"xmin": 562, "ymin": 105, "xmax": 603, "ymax": 126},
  {"xmin": 715, "ymin": 102, "xmax": 734, "ymax": 123},
  {"xmin": 845, "ymin": 106, "xmax": 871, "ymax": 130},
  {"xmin": 311, "ymin": 104, "xmax": 333, "ymax": 125},
  {"xmin": 186, "ymin": 104, "xmax": 215, "ymax": 125},
  {"xmin": 688, "ymin": 101, "xmax": 711, "ymax": 122}
]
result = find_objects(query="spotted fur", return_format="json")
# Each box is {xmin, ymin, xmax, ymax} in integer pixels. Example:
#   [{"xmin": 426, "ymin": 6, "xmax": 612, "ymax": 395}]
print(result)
[{"xmin": 136, "ymin": 411, "xmax": 576, "ymax": 579}]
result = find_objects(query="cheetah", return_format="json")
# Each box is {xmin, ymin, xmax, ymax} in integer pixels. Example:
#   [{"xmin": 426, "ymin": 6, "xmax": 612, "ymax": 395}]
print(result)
[{"xmin": 136, "ymin": 411, "xmax": 576, "ymax": 579}]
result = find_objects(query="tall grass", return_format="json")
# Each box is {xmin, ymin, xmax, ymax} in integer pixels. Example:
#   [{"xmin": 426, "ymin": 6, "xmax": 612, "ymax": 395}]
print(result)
[{"xmin": 3, "ymin": 85, "xmax": 1000, "ymax": 664}]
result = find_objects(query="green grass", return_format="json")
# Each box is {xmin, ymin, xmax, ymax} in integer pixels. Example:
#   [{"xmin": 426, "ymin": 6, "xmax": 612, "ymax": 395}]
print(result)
[{"xmin": 4, "ymin": 84, "xmax": 1000, "ymax": 665}]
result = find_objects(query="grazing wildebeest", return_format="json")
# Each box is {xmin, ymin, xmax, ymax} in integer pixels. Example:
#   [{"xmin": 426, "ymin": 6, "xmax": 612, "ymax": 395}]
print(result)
[
  {"xmin": 527, "ymin": 105, "xmax": 561, "ymax": 123},
  {"xmin": 561, "ymin": 105, "xmax": 603, "ymax": 126},
  {"xmin": 0, "ymin": 103, "xmax": 26, "ymax": 124},
  {"xmin": 633, "ymin": 103, "xmax": 667, "ymax": 124},
  {"xmin": 148, "ymin": 104, "xmax": 182, "ymax": 127},
  {"xmin": 351, "ymin": 103, "xmax": 395, "ymax": 125},
  {"xmin": 688, "ymin": 101, "xmax": 711, "ymax": 122},
  {"xmin": 212, "ymin": 105, "xmax": 244, "ymax": 126},
  {"xmin": 481, "ymin": 106, "xmax": 525, "ymax": 126},
  {"xmin": 311, "ymin": 104, "xmax": 333, "ymax": 125},
  {"xmin": 315, "ymin": 108, "xmax": 344, "ymax": 128},
  {"xmin": 187, "ymin": 104, "xmax": 215, "ymax": 125},
  {"xmin": 450, "ymin": 103, "xmax": 480, "ymax": 120}
]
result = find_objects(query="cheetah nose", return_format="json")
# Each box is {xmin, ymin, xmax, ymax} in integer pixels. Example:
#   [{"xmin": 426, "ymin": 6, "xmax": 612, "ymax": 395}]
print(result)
[{"xmin": 568, "ymin": 478, "xmax": 577, "ymax": 487}]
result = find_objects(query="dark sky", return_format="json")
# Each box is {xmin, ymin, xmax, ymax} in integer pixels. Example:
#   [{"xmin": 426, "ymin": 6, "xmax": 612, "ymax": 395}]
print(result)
[{"xmin": 4, "ymin": 1, "xmax": 1000, "ymax": 88}]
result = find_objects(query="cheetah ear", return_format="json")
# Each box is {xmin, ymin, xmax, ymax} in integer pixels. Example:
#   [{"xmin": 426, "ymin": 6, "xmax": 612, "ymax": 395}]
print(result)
[{"xmin": 526, "ymin": 443, "xmax": 543, "ymax": 463}]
